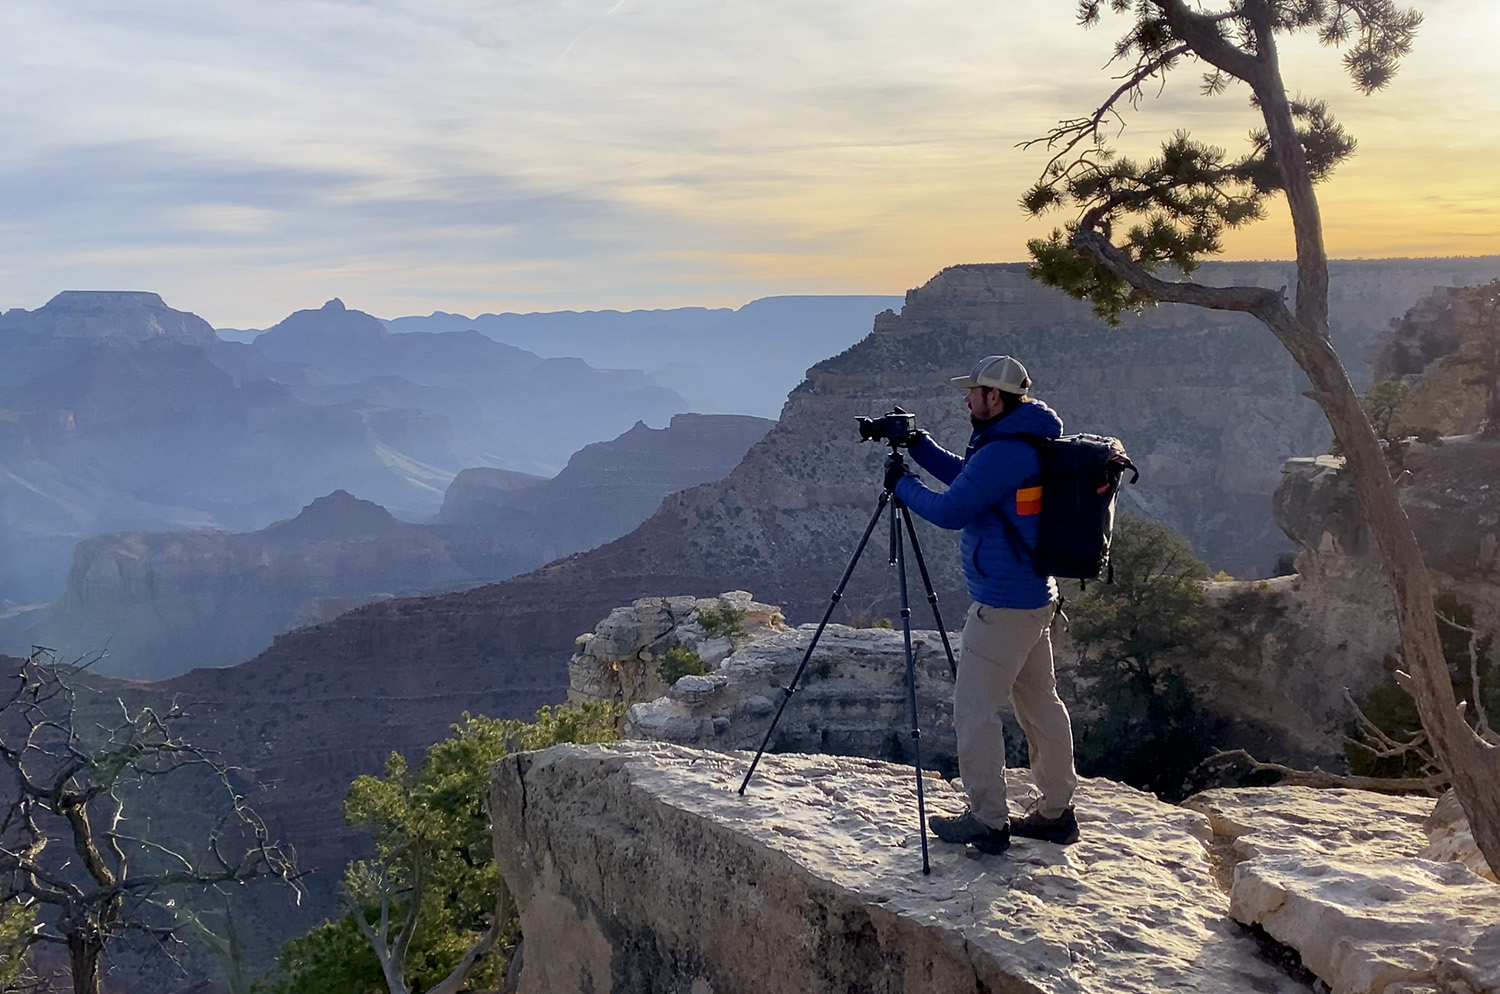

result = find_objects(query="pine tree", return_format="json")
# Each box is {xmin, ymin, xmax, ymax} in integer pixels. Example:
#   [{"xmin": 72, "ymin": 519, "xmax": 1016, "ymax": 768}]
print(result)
[{"xmin": 1024, "ymin": 0, "xmax": 1500, "ymax": 869}]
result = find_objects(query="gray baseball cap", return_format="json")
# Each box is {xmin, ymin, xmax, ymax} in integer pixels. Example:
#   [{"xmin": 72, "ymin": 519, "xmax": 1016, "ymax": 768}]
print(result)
[{"xmin": 949, "ymin": 355, "xmax": 1031, "ymax": 393}]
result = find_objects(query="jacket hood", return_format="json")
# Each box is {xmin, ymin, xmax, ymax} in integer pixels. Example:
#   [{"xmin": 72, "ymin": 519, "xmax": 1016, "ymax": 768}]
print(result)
[{"xmin": 975, "ymin": 398, "xmax": 1064, "ymax": 442}]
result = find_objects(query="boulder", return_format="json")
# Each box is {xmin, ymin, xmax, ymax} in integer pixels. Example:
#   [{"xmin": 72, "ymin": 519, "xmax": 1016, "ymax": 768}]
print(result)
[{"xmin": 1423, "ymin": 790, "xmax": 1497, "ymax": 884}]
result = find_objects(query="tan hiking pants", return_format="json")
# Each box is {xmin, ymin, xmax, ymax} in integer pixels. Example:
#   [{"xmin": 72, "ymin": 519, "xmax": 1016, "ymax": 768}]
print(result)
[{"xmin": 955, "ymin": 601, "xmax": 1077, "ymax": 828}]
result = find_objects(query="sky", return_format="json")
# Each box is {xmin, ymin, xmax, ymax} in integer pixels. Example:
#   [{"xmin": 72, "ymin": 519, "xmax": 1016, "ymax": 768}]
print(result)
[{"xmin": 2, "ymin": 0, "xmax": 1497, "ymax": 328}]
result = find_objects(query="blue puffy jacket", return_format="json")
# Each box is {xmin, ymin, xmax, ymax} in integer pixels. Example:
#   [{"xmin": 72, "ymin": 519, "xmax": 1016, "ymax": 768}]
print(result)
[{"xmin": 894, "ymin": 399, "xmax": 1062, "ymax": 609}]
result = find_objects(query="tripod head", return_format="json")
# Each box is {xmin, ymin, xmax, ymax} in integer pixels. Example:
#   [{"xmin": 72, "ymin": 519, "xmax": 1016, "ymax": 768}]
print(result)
[{"xmin": 881, "ymin": 445, "xmax": 913, "ymax": 501}]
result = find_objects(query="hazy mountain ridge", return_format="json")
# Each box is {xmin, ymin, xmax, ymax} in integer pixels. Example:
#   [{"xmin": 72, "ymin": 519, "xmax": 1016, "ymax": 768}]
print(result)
[
  {"xmin": 0, "ymin": 291, "xmax": 693, "ymax": 606},
  {"xmin": 384, "ymin": 294, "xmax": 905, "ymax": 417},
  {"xmin": 0, "ymin": 414, "xmax": 773, "ymax": 679},
  {"xmin": 0, "ymin": 290, "xmax": 216, "ymax": 345}
]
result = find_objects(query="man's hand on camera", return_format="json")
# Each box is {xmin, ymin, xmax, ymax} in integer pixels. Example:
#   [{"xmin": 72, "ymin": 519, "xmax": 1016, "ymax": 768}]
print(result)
[
  {"xmin": 884, "ymin": 455, "xmax": 915, "ymax": 493},
  {"xmin": 898, "ymin": 427, "xmax": 929, "ymax": 449}
]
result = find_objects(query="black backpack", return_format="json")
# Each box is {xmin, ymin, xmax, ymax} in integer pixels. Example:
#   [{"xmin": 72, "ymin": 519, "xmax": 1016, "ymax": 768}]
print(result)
[{"xmin": 981, "ymin": 433, "xmax": 1139, "ymax": 583}]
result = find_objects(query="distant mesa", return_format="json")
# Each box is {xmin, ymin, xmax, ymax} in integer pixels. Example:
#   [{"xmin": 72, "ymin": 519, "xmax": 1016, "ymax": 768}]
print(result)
[
  {"xmin": 434, "ymin": 468, "xmax": 550, "ymax": 526},
  {"xmin": 254, "ymin": 298, "xmax": 391, "ymax": 352},
  {"xmin": 0, "ymin": 290, "xmax": 216, "ymax": 344},
  {"xmin": 265, "ymin": 489, "xmax": 416, "ymax": 541}
]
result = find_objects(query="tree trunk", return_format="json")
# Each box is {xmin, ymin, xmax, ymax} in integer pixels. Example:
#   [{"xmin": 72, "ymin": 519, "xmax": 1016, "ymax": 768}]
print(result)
[
  {"xmin": 1267, "ymin": 313, "xmax": 1500, "ymax": 871},
  {"xmin": 1158, "ymin": 0, "xmax": 1500, "ymax": 874},
  {"xmin": 68, "ymin": 937, "xmax": 101, "ymax": 994}
]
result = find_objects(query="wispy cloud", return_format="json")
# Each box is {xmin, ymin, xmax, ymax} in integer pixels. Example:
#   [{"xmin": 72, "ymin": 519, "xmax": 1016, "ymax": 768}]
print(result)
[{"xmin": 0, "ymin": 0, "xmax": 1495, "ymax": 325}]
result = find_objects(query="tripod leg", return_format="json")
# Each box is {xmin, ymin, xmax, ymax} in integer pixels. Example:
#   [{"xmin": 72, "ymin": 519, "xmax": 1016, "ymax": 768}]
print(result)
[
  {"xmin": 893, "ymin": 499, "xmax": 932, "ymax": 875},
  {"xmin": 899, "ymin": 505, "xmax": 960, "ymax": 679},
  {"xmin": 738, "ymin": 490, "xmax": 891, "ymax": 795}
]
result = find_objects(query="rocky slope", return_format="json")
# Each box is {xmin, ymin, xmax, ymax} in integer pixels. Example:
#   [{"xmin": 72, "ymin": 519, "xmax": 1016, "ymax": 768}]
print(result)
[
  {"xmin": 447, "ymin": 413, "xmax": 775, "ymax": 558},
  {"xmin": 490, "ymin": 743, "xmax": 1499, "ymax": 994},
  {"xmin": 1, "ymin": 415, "xmax": 772, "ymax": 679},
  {"xmin": 1138, "ymin": 432, "xmax": 1500, "ymax": 771}
]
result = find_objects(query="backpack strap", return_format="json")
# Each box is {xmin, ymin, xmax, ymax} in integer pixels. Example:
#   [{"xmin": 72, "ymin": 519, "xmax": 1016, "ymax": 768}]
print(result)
[{"xmin": 971, "ymin": 432, "xmax": 1047, "ymax": 576}]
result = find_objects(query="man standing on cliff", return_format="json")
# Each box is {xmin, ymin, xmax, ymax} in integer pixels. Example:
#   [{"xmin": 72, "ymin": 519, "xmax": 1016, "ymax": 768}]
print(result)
[{"xmin": 884, "ymin": 354, "xmax": 1080, "ymax": 854}]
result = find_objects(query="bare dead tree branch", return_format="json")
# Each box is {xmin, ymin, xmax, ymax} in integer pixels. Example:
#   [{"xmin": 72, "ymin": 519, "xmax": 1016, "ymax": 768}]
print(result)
[
  {"xmin": 1436, "ymin": 610, "xmax": 1498, "ymax": 744},
  {"xmin": 0, "ymin": 650, "xmax": 301, "ymax": 994},
  {"xmin": 1019, "ymin": 42, "xmax": 1192, "ymax": 178},
  {"xmin": 1202, "ymin": 748, "xmax": 1444, "ymax": 794}
]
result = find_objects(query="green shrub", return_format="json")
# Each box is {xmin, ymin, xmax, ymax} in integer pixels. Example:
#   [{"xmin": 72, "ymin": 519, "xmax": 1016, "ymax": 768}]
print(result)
[
  {"xmin": 658, "ymin": 646, "xmax": 707, "ymax": 685},
  {"xmin": 1070, "ymin": 515, "xmax": 1221, "ymax": 801},
  {"xmin": 871, "ymin": 618, "xmax": 894, "ymax": 629},
  {"xmin": 698, "ymin": 603, "xmax": 747, "ymax": 639},
  {"xmin": 259, "ymin": 701, "xmax": 622, "ymax": 994}
]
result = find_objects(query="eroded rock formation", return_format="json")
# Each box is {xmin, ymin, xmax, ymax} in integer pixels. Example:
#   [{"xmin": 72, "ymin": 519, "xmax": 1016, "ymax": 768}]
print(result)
[
  {"xmin": 491, "ymin": 743, "xmax": 1500, "ymax": 994},
  {"xmin": 568, "ymin": 590, "xmax": 787, "ymax": 710},
  {"xmin": 1185, "ymin": 787, "xmax": 1499, "ymax": 992}
]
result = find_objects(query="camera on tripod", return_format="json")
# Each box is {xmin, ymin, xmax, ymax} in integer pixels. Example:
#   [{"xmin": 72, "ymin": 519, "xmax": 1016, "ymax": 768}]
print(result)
[{"xmin": 856, "ymin": 406, "xmax": 916, "ymax": 446}]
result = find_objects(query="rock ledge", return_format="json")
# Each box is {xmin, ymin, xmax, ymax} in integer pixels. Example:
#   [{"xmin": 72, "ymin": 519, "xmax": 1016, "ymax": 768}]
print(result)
[{"xmin": 492, "ymin": 743, "xmax": 1314, "ymax": 994}]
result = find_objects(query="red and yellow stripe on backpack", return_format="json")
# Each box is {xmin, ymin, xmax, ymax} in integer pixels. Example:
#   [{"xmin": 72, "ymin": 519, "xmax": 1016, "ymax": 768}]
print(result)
[{"xmin": 1015, "ymin": 486, "xmax": 1042, "ymax": 516}]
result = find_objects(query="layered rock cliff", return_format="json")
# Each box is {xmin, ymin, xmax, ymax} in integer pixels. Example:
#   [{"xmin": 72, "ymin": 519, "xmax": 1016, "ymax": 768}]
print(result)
[{"xmin": 490, "ymin": 744, "xmax": 1500, "ymax": 994}]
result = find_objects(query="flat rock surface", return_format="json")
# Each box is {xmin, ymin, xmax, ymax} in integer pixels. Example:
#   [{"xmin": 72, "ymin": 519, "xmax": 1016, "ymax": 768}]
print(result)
[
  {"xmin": 1186, "ymin": 788, "xmax": 1500, "ymax": 994},
  {"xmin": 494, "ymin": 742, "xmax": 1312, "ymax": 994}
]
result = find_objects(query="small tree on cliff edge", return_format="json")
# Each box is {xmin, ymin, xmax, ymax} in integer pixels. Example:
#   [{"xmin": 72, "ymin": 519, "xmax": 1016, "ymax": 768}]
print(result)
[{"xmin": 1023, "ymin": 0, "xmax": 1500, "ymax": 870}]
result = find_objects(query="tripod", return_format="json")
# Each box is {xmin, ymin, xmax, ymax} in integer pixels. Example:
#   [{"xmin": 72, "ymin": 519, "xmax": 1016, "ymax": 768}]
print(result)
[{"xmin": 737, "ymin": 444, "xmax": 960, "ymax": 875}]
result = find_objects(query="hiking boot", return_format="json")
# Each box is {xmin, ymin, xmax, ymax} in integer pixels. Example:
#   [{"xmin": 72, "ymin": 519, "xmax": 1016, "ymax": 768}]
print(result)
[
  {"xmin": 928, "ymin": 809, "xmax": 1011, "ymax": 854},
  {"xmin": 1010, "ymin": 806, "xmax": 1080, "ymax": 845}
]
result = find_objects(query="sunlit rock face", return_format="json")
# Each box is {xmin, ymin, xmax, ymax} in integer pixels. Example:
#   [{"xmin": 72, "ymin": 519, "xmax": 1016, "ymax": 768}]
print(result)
[
  {"xmin": 1185, "ymin": 787, "xmax": 1499, "ymax": 994},
  {"xmin": 491, "ymin": 743, "xmax": 1499, "ymax": 994},
  {"xmin": 1161, "ymin": 435, "xmax": 1500, "ymax": 767}
]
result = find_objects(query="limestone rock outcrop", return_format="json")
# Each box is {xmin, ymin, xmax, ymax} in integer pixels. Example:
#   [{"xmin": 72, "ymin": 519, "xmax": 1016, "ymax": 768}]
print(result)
[
  {"xmin": 568, "ymin": 590, "xmax": 788, "ymax": 708},
  {"xmin": 1265, "ymin": 436, "xmax": 1500, "ymax": 712},
  {"xmin": 491, "ymin": 743, "xmax": 1500, "ymax": 994},
  {"xmin": 1148, "ymin": 434, "xmax": 1500, "ymax": 765},
  {"xmin": 619, "ymin": 619, "xmax": 960, "ymax": 768}
]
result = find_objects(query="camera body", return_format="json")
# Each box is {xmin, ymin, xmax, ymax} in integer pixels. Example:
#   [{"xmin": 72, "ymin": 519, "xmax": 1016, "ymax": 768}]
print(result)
[{"xmin": 856, "ymin": 407, "xmax": 917, "ymax": 446}]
